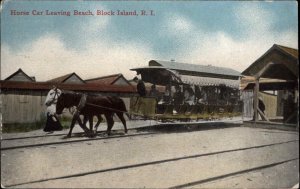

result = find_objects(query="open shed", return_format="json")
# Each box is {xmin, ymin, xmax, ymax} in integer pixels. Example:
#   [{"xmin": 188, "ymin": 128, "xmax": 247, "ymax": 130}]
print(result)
[{"xmin": 241, "ymin": 44, "xmax": 298, "ymax": 129}]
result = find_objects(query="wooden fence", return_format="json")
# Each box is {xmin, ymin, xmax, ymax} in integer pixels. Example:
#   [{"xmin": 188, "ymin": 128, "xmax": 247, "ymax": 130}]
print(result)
[
  {"xmin": 241, "ymin": 91, "xmax": 279, "ymax": 120},
  {"xmin": 1, "ymin": 89, "xmax": 132, "ymax": 124},
  {"xmin": 1, "ymin": 90, "xmax": 47, "ymax": 124}
]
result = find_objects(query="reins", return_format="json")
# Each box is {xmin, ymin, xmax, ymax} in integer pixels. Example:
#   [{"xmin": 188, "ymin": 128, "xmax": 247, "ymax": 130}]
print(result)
[
  {"xmin": 75, "ymin": 94, "xmax": 136, "ymax": 115},
  {"xmin": 85, "ymin": 102, "xmax": 127, "ymax": 114},
  {"xmin": 57, "ymin": 91, "xmax": 157, "ymax": 120},
  {"xmin": 85, "ymin": 102, "xmax": 157, "ymax": 120}
]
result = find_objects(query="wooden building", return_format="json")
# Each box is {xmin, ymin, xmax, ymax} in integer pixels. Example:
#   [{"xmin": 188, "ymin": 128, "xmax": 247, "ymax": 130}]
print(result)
[
  {"xmin": 241, "ymin": 44, "xmax": 298, "ymax": 129},
  {"xmin": 85, "ymin": 73, "xmax": 131, "ymax": 86},
  {"xmin": 4, "ymin": 68, "xmax": 36, "ymax": 82},
  {"xmin": 47, "ymin": 72, "xmax": 86, "ymax": 84},
  {"xmin": 1, "ymin": 70, "xmax": 137, "ymax": 124}
]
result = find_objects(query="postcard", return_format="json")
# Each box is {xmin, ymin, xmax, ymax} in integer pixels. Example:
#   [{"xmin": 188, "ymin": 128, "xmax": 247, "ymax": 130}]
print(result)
[{"xmin": 1, "ymin": 0, "xmax": 298, "ymax": 188}]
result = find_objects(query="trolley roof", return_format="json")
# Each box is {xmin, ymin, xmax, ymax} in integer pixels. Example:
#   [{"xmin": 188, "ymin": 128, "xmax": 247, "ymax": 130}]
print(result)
[{"xmin": 131, "ymin": 60, "xmax": 240, "ymax": 87}]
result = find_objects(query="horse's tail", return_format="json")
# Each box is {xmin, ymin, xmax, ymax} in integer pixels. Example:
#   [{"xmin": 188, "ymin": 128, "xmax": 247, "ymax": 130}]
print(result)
[
  {"xmin": 117, "ymin": 98, "xmax": 131, "ymax": 120},
  {"xmin": 117, "ymin": 98, "xmax": 127, "ymax": 112},
  {"xmin": 108, "ymin": 96, "xmax": 130, "ymax": 120}
]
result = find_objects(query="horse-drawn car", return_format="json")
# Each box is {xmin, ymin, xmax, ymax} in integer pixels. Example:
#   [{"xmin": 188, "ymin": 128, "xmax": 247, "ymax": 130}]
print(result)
[
  {"xmin": 130, "ymin": 61, "xmax": 243, "ymax": 121},
  {"xmin": 45, "ymin": 61, "xmax": 243, "ymax": 137}
]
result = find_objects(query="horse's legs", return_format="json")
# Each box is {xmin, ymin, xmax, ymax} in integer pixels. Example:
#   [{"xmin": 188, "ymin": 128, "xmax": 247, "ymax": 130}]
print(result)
[
  {"xmin": 105, "ymin": 114, "xmax": 114, "ymax": 136},
  {"xmin": 67, "ymin": 114, "xmax": 78, "ymax": 137},
  {"xmin": 77, "ymin": 116, "xmax": 93, "ymax": 137},
  {"xmin": 88, "ymin": 115, "xmax": 93, "ymax": 132},
  {"xmin": 116, "ymin": 112, "xmax": 128, "ymax": 134},
  {"xmin": 70, "ymin": 112, "xmax": 91, "ymax": 137},
  {"xmin": 83, "ymin": 115, "xmax": 89, "ymax": 129},
  {"xmin": 94, "ymin": 115, "xmax": 102, "ymax": 133}
]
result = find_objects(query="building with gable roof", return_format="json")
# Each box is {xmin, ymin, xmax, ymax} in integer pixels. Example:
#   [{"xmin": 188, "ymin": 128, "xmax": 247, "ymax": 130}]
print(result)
[
  {"xmin": 47, "ymin": 72, "xmax": 86, "ymax": 84},
  {"xmin": 85, "ymin": 73, "xmax": 131, "ymax": 86},
  {"xmin": 241, "ymin": 44, "xmax": 298, "ymax": 129},
  {"xmin": 1, "ymin": 71, "xmax": 137, "ymax": 125},
  {"xmin": 4, "ymin": 68, "xmax": 36, "ymax": 82},
  {"xmin": 149, "ymin": 60, "xmax": 240, "ymax": 78}
]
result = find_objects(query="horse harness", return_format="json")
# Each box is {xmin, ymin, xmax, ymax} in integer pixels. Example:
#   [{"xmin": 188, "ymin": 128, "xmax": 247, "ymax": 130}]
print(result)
[
  {"xmin": 76, "ymin": 95, "xmax": 116, "ymax": 112},
  {"xmin": 76, "ymin": 95, "xmax": 125, "ymax": 114},
  {"xmin": 74, "ymin": 94, "xmax": 131, "ymax": 115},
  {"xmin": 48, "ymin": 88, "xmax": 60, "ymax": 106}
]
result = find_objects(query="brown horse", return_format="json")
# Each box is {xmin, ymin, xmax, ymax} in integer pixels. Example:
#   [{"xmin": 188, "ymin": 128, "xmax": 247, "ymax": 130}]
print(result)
[{"xmin": 56, "ymin": 92, "xmax": 128, "ymax": 137}]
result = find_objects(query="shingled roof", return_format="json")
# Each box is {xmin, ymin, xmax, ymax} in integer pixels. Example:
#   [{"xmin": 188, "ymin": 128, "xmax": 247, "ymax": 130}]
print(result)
[
  {"xmin": 85, "ymin": 73, "xmax": 131, "ymax": 86},
  {"xmin": 47, "ymin": 72, "xmax": 85, "ymax": 84},
  {"xmin": 0, "ymin": 80, "xmax": 136, "ymax": 93},
  {"xmin": 4, "ymin": 68, "xmax": 36, "ymax": 82},
  {"xmin": 242, "ymin": 44, "xmax": 298, "ymax": 79},
  {"xmin": 149, "ymin": 60, "xmax": 240, "ymax": 78},
  {"xmin": 276, "ymin": 44, "xmax": 298, "ymax": 59}
]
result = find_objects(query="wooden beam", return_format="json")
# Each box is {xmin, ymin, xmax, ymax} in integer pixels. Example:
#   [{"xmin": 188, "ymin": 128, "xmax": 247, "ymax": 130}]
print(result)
[
  {"xmin": 253, "ymin": 79, "xmax": 259, "ymax": 122},
  {"xmin": 257, "ymin": 108, "xmax": 270, "ymax": 122},
  {"xmin": 253, "ymin": 62, "xmax": 274, "ymax": 123},
  {"xmin": 297, "ymin": 79, "xmax": 299, "ymax": 131},
  {"xmin": 285, "ymin": 111, "xmax": 296, "ymax": 124},
  {"xmin": 255, "ymin": 62, "xmax": 275, "ymax": 79}
]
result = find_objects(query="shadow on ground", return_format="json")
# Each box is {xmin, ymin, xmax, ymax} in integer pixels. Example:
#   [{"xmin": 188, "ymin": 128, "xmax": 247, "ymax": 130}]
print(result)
[
  {"xmin": 133, "ymin": 122, "xmax": 242, "ymax": 134},
  {"xmin": 61, "ymin": 122, "xmax": 243, "ymax": 139}
]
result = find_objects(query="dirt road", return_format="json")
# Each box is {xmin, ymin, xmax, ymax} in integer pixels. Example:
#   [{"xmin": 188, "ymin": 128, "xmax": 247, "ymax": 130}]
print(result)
[{"xmin": 1, "ymin": 124, "xmax": 299, "ymax": 188}]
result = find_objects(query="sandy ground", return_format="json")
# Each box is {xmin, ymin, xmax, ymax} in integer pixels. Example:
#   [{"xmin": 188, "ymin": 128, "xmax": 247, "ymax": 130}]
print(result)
[{"xmin": 1, "ymin": 120, "xmax": 299, "ymax": 188}]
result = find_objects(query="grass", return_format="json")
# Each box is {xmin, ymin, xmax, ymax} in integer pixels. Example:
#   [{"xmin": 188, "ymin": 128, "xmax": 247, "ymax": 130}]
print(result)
[
  {"xmin": 1, "ymin": 114, "xmax": 114, "ymax": 133},
  {"xmin": 2, "ymin": 121, "xmax": 46, "ymax": 133},
  {"xmin": 2, "ymin": 116, "xmax": 72, "ymax": 133}
]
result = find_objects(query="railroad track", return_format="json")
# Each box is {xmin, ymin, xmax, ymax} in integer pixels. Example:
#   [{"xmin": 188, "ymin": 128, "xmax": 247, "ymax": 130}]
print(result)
[
  {"xmin": 1, "ymin": 126, "xmax": 153, "ymax": 141},
  {"xmin": 2, "ymin": 119, "xmax": 242, "ymax": 141},
  {"xmin": 2, "ymin": 124, "xmax": 299, "ymax": 188},
  {"xmin": 1, "ymin": 130, "xmax": 158, "ymax": 151},
  {"xmin": 4, "ymin": 139, "xmax": 299, "ymax": 188},
  {"xmin": 1, "ymin": 121, "xmax": 243, "ymax": 151}
]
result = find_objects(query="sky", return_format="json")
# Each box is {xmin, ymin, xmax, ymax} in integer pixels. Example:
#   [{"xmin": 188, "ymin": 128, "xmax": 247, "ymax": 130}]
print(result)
[{"xmin": 0, "ymin": 0, "xmax": 298, "ymax": 81}]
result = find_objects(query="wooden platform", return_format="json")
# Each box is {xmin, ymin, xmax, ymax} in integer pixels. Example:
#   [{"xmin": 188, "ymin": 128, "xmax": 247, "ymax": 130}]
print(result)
[{"xmin": 243, "ymin": 120, "xmax": 298, "ymax": 131}]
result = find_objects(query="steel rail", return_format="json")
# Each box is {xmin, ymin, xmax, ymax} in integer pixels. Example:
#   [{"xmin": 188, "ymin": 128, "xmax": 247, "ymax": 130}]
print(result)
[
  {"xmin": 4, "ymin": 140, "xmax": 298, "ymax": 188},
  {"xmin": 168, "ymin": 158, "xmax": 299, "ymax": 189},
  {"xmin": 1, "ymin": 132, "xmax": 158, "ymax": 151}
]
